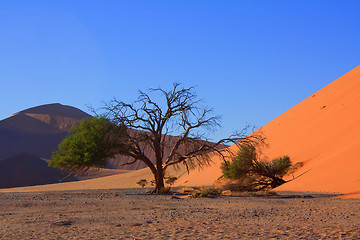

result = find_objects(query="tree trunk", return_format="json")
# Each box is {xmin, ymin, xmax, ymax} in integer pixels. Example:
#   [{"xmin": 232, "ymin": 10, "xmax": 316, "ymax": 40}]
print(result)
[
  {"xmin": 270, "ymin": 177, "xmax": 286, "ymax": 188},
  {"xmin": 153, "ymin": 135, "xmax": 166, "ymax": 194},
  {"xmin": 154, "ymin": 167, "xmax": 165, "ymax": 193}
]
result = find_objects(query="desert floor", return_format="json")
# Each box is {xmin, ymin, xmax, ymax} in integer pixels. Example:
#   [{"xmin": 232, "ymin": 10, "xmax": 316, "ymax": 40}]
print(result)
[{"xmin": 1, "ymin": 189, "xmax": 359, "ymax": 240}]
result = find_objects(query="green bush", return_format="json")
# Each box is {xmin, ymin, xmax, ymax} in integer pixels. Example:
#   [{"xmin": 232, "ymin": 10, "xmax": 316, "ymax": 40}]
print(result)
[
  {"xmin": 190, "ymin": 187, "xmax": 221, "ymax": 198},
  {"xmin": 254, "ymin": 156, "xmax": 291, "ymax": 178},
  {"xmin": 221, "ymin": 145, "xmax": 256, "ymax": 179},
  {"xmin": 137, "ymin": 179, "xmax": 148, "ymax": 188},
  {"xmin": 49, "ymin": 116, "xmax": 130, "ymax": 175},
  {"xmin": 221, "ymin": 145, "xmax": 292, "ymax": 190},
  {"xmin": 165, "ymin": 176, "xmax": 178, "ymax": 186}
]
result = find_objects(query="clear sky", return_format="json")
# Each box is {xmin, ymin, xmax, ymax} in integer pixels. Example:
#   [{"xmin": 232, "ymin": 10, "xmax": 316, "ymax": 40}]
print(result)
[{"xmin": 1, "ymin": 1, "xmax": 359, "ymax": 141}]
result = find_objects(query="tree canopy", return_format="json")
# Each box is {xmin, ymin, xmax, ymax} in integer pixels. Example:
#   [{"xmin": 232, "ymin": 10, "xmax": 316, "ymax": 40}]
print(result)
[{"xmin": 50, "ymin": 116, "xmax": 130, "ymax": 175}]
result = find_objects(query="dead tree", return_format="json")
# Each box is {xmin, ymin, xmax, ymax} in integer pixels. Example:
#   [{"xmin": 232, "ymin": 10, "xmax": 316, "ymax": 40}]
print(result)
[{"xmin": 104, "ymin": 83, "xmax": 264, "ymax": 193}]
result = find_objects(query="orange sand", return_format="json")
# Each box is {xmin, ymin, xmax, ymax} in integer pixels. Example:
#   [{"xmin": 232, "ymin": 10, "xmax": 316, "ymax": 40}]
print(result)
[
  {"xmin": 178, "ymin": 65, "xmax": 360, "ymax": 198},
  {"xmin": 0, "ymin": 168, "xmax": 153, "ymax": 193}
]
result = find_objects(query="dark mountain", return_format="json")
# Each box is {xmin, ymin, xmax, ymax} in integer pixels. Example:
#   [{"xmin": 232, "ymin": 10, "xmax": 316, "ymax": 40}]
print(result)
[
  {"xmin": 0, "ymin": 153, "xmax": 77, "ymax": 188},
  {"xmin": 0, "ymin": 103, "xmax": 91, "ymax": 160},
  {"xmin": 0, "ymin": 103, "xmax": 91, "ymax": 188},
  {"xmin": 21, "ymin": 103, "xmax": 90, "ymax": 119}
]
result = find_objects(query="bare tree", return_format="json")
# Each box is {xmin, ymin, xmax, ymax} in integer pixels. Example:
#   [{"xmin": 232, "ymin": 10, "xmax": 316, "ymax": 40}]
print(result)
[{"xmin": 103, "ymin": 83, "xmax": 264, "ymax": 193}]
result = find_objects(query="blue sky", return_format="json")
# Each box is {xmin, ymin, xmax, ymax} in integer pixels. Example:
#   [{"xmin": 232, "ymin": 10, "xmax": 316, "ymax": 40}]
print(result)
[{"xmin": 1, "ymin": 1, "xmax": 359, "ymax": 140}]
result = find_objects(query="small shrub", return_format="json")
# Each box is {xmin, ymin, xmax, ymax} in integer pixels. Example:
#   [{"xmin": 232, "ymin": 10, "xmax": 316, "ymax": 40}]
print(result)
[
  {"xmin": 165, "ymin": 176, "xmax": 178, "ymax": 186},
  {"xmin": 136, "ymin": 179, "xmax": 148, "ymax": 188},
  {"xmin": 221, "ymin": 144, "xmax": 292, "ymax": 191},
  {"xmin": 221, "ymin": 145, "xmax": 256, "ymax": 180},
  {"xmin": 191, "ymin": 187, "xmax": 221, "ymax": 198}
]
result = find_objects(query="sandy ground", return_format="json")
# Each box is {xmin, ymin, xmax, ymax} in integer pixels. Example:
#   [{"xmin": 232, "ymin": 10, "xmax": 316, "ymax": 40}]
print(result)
[{"xmin": 1, "ymin": 189, "xmax": 359, "ymax": 239}]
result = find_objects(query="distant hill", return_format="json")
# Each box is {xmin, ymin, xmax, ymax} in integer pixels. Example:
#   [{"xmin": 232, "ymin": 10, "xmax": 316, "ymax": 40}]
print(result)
[
  {"xmin": 0, "ymin": 103, "xmax": 92, "ymax": 188},
  {"xmin": 0, "ymin": 103, "xmax": 91, "ymax": 161}
]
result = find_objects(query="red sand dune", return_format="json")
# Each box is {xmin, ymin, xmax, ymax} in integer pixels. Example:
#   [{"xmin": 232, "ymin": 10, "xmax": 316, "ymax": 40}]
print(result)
[{"xmin": 178, "ymin": 65, "xmax": 360, "ymax": 198}]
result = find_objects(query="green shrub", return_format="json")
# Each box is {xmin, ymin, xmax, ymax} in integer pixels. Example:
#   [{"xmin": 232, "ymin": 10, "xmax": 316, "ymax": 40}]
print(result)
[
  {"xmin": 49, "ymin": 116, "xmax": 130, "ymax": 175},
  {"xmin": 136, "ymin": 179, "xmax": 148, "ymax": 188},
  {"xmin": 221, "ymin": 145, "xmax": 292, "ymax": 191},
  {"xmin": 190, "ymin": 187, "xmax": 221, "ymax": 198},
  {"xmin": 221, "ymin": 145, "xmax": 256, "ymax": 179},
  {"xmin": 165, "ymin": 176, "xmax": 178, "ymax": 186},
  {"xmin": 253, "ymin": 156, "xmax": 291, "ymax": 179}
]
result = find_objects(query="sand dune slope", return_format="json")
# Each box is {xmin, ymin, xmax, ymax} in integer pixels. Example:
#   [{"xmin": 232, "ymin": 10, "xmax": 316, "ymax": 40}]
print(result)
[
  {"xmin": 0, "ymin": 168, "xmax": 152, "ymax": 193},
  {"xmin": 264, "ymin": 65, "xmax": 360, "ymax": 196},
  {"xmin": 0, "ymin": 164, "xmax": 188, "ymax": 193},
  {"xmin": 178, "ymin": 65, "xmax": 360, "ymax": 197}
]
